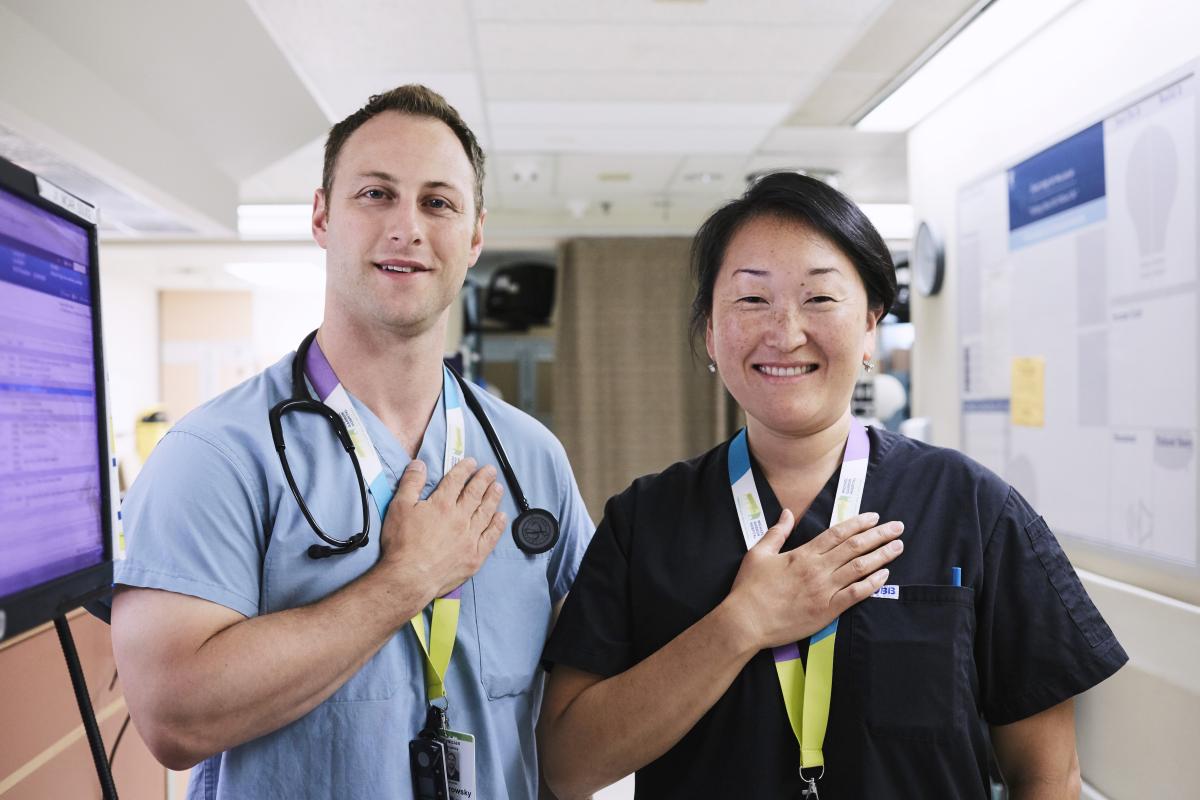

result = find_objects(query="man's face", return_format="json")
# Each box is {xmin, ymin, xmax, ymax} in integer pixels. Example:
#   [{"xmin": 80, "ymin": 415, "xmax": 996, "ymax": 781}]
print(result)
[{"xmin": 313, "ymin": 112, "xmax": 484, "ymax": 336}]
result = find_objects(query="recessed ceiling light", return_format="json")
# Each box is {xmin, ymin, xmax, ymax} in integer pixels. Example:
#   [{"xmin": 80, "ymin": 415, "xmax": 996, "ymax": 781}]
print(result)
[
  {"xmin": 597, "ymin": 172, "xmax": 633, "ymax": 183},
  {"xmin": 683, "ymin": 172, "xmax": 723, "ymax": 184}
]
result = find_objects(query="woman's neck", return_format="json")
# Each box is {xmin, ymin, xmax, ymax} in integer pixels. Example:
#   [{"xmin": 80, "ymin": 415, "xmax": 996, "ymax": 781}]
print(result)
[
  {"xmin": 746, "ymin": 410, "xmax": 853, "ymax": 517},
  {"xmin": 315, "ymin": 313, "xmax": 448, "ymax": 457}
]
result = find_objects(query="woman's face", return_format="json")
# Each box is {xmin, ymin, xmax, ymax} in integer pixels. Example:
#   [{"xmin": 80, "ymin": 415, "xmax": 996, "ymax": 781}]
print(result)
[{"xmin": 706, "ymin": 214, "xmax": 879, "ymax": 439}]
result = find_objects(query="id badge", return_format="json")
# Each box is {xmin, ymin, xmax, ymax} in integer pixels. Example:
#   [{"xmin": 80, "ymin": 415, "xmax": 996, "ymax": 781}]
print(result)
[{"xmin": 440, "ymin": 729, "xmax": 477, "ymax": 799}]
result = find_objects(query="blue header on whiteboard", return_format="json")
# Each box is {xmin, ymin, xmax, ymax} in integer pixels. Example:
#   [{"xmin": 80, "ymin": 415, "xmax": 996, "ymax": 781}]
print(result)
[{"xmin": 1007, "ymin": 122, "xmax": 1106, "ymax": 248}]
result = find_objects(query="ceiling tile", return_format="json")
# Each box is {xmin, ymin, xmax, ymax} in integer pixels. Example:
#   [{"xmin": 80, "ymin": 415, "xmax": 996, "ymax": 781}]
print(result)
[
  {"xmin": 249, "ymin": 0, "xmax": 478, "ymax": 119},
  {"xmin": 491, "ymin": 154, "xmax": 557, "ymax": 196},
  {"xmin": 667, "ymin": 155, "xmax": 753, "ymax": 196},
  {"xmin": 472, "ymin": 0, "xmax": 891, "ymax": 27},
  {"xmin": 492, "ymin": 126, "xmax": 772, "ymax": 155},
  {"xmin": 476, "ymin": 22, "xmax": 860, "ymax": 75},
  {"xmin": 489, "ymin": 102, "xmax": 790, "ymax": 130},
  {"xmin": 556, "ymin": 154, "xmax": 682, "ymax": 195},
  {"xmin": 485, "ymin": 70, "xmax": 816, "ymax": 104}
]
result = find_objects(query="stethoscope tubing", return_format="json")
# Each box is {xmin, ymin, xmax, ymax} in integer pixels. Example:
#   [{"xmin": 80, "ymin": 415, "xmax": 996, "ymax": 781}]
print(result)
[{"xmin": 271, "ymin": 330, "xmax": 551, "ymax": 558}]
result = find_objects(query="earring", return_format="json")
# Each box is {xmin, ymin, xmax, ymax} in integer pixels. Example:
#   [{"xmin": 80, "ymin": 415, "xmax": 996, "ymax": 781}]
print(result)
[
  {"xmin": 862, "ymin": 358, "xmax": 875, "ymax": 373},
  {"xmin": 707, "ymin": 362, "xmax": 717, "ymax": 374}
]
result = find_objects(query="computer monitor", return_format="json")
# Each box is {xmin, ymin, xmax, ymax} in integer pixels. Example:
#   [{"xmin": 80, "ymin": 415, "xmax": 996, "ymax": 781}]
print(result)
[{"xmin": 0, "ymin": 154, "xmax": 114, "ymax": 642}]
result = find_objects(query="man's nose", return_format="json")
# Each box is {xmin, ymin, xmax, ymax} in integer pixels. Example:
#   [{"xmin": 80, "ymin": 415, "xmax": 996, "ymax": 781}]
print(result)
[{"xmin": 388, "ymin": 198, "xmax": 423, "ymax": 245}]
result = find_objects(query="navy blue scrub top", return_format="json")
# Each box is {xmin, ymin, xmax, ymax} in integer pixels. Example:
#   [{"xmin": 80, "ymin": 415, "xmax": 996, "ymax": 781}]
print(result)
[{"xmin": 543, "ymin": 426, "xmax": 1128, "ymax": 799}]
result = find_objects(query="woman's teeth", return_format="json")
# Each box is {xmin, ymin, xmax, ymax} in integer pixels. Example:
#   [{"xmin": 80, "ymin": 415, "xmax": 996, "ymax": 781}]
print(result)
[{"xmin": 757, "ymin": 364, "xmax": 817, "ymax": 376}]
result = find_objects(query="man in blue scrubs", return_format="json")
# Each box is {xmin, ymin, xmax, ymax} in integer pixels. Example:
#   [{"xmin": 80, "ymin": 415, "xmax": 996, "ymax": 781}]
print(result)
[{"xmin": 110, "ymin": 85, "xmax": 593, "ymax": 799}]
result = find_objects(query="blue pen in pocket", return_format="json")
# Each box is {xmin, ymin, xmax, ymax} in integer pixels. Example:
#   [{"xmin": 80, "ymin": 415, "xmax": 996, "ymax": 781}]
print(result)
[{"xmin": 951, "ymin": 566, "xmax": 962, "ymax": 587}]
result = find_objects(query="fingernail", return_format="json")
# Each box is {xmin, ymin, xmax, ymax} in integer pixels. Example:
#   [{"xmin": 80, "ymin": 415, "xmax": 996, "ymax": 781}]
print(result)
[
  {"xmin": 891, "ymin": 521, "xmax": 904, "ymax": 534},
  {"xmin": 864, "ymin": 512, "xmax": 880, "ymax": 524},
  {"xmin": 879, "ymin": 569, "xmax": 890, "ymax": 582},
  {"xmin": 888, "ymin": 540, "xmax": 903, "ymax": 553},
  {"xmin": 408, "ymin": 459, "xmax": 425, "ymax": 470}
]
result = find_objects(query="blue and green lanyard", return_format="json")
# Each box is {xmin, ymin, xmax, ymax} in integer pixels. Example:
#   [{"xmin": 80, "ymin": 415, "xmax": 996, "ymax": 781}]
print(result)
[{"xmin": 727, "ymin": 417, "xmax": 870, "ymax": 790}]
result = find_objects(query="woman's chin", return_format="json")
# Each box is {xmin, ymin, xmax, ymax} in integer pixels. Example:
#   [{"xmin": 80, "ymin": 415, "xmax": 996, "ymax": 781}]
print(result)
[{"xmin": 745, "ymin": 407, "xmax": 849, "ymax": 439}]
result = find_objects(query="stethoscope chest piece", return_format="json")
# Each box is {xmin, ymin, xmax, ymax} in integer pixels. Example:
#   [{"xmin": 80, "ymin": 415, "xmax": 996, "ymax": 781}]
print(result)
[{"xmin": 512, "ymin": 508, "xmax": 559, "ymax": 555}]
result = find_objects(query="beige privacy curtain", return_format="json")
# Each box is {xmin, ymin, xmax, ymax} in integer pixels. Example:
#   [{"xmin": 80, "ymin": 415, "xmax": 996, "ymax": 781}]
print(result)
[{"xmin": 553, "ymin": 237, "xmax": 733, "ymax": 518}]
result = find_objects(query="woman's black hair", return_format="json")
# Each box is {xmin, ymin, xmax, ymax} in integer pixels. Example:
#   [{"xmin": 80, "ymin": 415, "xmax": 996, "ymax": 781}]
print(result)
[{"xmin": 689, "ymin": 171, "xmax": 897, "ymax": 347}]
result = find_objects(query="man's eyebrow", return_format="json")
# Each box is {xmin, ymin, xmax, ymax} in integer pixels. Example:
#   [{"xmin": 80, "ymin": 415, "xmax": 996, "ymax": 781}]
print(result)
[
  {"xmin": 354, "ymin": 173, "xmax": 465, "ymax": 195},
  {"xmin": 732, "ymin": 268, "xmax": 769, "ymax": 277},
  {"xmin": 424, "ymin": 180, "xmax": 464, "ymax": 195},
  {"xmin": 357, "ymin": 170, "xmax": 397, "ymax": 183}
]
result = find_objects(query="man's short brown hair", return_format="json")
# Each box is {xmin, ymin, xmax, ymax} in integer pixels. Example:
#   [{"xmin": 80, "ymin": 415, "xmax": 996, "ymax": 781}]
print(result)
[{"xmin": 322, "ymin": 84, "xmax": 486, "ymax": 217}]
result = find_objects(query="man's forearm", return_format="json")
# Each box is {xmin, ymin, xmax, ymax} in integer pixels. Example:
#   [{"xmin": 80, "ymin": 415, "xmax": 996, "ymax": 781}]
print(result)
[{"xmin": 116, "ymin": 566, "xmax": 431, "ymax": 769}]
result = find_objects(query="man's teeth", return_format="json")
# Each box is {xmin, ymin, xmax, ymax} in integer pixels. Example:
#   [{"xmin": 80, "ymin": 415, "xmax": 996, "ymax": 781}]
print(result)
[
  {"xmin": 758, "ymin": 365, "xmax": 817, "ymax": 377},
  {"xmin": 378, "ymin": 264, "xmax": 417, "ymax": 273}
]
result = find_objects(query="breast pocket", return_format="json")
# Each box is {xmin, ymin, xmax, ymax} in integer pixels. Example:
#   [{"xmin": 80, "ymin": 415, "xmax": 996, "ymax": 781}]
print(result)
[
  {"xmin": 851, "ymin": 585, "xmax": 975, "ymax": 742},
  {"xmin": 472, "ymin": 549, "xmax": 553, "ymax": 699}
]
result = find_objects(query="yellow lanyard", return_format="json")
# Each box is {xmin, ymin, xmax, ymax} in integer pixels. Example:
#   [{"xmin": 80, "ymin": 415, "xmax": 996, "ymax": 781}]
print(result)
[
  {"xmin": 409, "ymin": 596, "xmax": 461, "ymax": 702},
  {"xmin": 728, "ymin": 418, "xmax": 870, "ymax": 772},
  {"xmin": 308, "ymin": 345, "xmax": 468, "ymax": 705}
]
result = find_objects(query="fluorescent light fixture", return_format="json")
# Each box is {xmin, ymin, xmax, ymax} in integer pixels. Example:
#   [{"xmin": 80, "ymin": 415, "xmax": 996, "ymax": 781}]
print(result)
[
  {"xmin": 238, "ymin": 204, "xmax": 313, "ymax": 239},
  {"xmin": 225, "ymin": 262, "xmax": 325, "ymax": 290},
  {"xmin": 856, "ymin": 0, "xmax": 1080, "ymax": 132},
  {"xmin": 858, "ymin": 204, "xmax": 915, "ymax": 241}
]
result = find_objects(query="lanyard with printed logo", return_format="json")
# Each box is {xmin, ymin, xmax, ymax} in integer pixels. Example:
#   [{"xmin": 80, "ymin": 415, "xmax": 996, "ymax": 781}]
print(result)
[
  {"xmin": 727, "ymin": 416, "xmax": 869, "ymax": 791},
  {"xmin": 305, "ymin": 338, "xmax": 466, "ymax": 706}
]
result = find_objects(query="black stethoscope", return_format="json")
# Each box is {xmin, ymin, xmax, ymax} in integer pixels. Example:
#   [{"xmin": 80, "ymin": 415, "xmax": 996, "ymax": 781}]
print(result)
[{"xmin": 269, "ymin": 330, "xmax": 560, "ymax": 559}]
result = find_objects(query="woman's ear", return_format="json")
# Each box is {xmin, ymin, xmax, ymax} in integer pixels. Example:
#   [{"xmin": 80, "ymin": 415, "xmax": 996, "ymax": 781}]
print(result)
[{"xmin": 705, "ymin": 317, "xmax": 716, "ymax": 365}]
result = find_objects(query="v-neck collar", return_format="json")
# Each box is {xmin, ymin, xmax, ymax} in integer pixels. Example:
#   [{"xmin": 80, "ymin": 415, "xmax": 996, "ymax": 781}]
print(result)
[{"xmin": 732, "ymin": 425, "xmax": 891, "ymax": 549}]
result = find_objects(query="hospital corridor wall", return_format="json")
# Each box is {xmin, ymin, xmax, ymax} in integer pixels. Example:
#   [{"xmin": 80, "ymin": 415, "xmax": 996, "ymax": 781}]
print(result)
[{"xmin": 908, "ymin": 0, "xmax": 1200, "ymax": 797}]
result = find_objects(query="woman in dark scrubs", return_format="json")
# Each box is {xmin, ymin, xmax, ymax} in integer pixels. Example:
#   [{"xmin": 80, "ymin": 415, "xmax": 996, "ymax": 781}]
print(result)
[{"xmin": 539, "ymin": 172, "xmax": 1127, "ymax": 799}]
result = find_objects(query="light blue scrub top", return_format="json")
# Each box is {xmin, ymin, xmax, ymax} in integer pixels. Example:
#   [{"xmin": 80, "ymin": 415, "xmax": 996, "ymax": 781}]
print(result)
[{"xmin": 116, "ymin": 353, "xmax": 594, "ymax": 800}]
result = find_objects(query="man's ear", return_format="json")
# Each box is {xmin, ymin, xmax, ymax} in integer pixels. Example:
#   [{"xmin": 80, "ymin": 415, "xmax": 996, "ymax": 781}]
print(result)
[
  {"xmin": 312, "ymin": 189, "xmax": 329, "ymax": 249},
  {"xmin": 467, "ymin": 206, "xmax": 487, "ymax": 268}
]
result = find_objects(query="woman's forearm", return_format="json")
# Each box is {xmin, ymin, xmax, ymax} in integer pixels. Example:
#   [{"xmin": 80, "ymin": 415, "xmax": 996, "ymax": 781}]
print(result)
[{"xmin": 539, "ymin": 601, "xmax": 760, "ymax": 799}]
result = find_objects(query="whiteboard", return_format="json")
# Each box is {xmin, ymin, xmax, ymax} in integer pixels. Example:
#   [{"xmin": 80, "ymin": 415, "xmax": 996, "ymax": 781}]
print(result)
[{"xmin": 956, "ymin": 62, "xmax": 1199, "ymax": 569}]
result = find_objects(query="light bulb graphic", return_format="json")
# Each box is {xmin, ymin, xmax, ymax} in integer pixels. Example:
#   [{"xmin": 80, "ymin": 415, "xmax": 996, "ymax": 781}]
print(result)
[{"xmin": 1125, "ymin": 124, "xmax": 1177, "ymax": 261}]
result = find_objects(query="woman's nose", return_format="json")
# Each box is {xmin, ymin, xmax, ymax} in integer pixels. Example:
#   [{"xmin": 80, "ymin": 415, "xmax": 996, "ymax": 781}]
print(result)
[{"xmin": 765, "ymin": 306, "xmax": 808, "ymax": 350}]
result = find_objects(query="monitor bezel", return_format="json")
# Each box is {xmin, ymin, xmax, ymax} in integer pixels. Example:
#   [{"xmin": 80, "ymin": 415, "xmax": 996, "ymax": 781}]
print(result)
[{"xmin": 0, "ymin": 155, "xmax": 114, "ymax": 643}]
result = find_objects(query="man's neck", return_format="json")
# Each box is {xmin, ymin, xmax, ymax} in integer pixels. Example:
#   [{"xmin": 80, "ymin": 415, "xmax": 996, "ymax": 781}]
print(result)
[
  {"xmin": 315, "ymin": 314, "xmax": 448, "ymax": 458},
  {"xmin": 746, "ymin": 411, "xmax": 852, "ymax": 514}
]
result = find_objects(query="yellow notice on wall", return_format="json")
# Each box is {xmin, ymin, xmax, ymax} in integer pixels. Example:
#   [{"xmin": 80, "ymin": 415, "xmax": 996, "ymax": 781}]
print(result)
[{"xmin": 1011, "ymin": 357, "xmax": 1045, "ymax": 427}]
